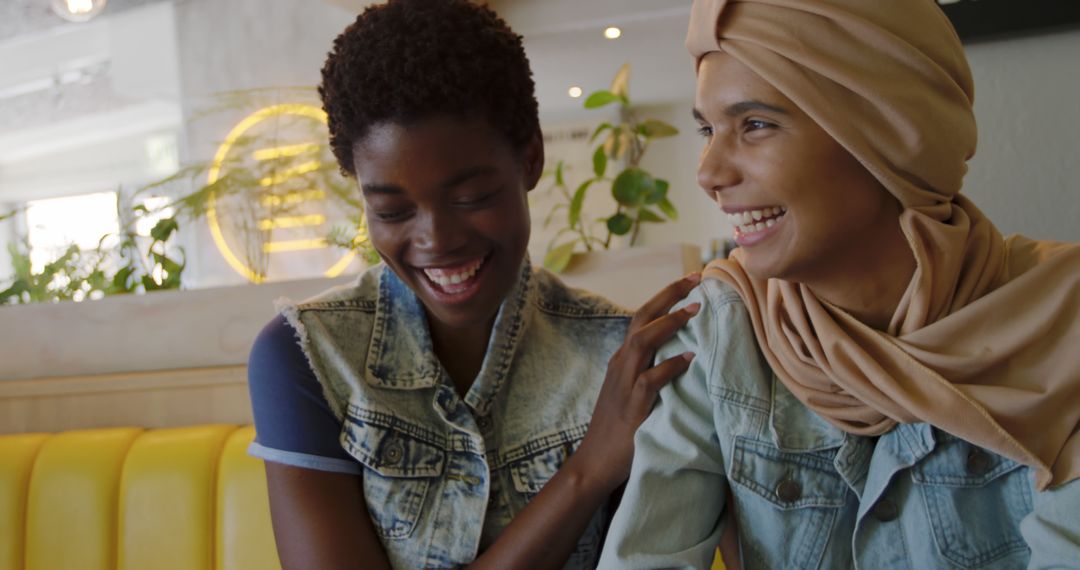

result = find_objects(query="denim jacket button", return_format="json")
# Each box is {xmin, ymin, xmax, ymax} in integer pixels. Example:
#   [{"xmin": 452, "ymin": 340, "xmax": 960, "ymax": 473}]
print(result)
[
  {"xmin": 966, "ymin": 448, "xmax": 992, "ymax": 476},
  {"xmin": 477, "ymin": 416, "xmax": 492, "ymax": 431},
  {"xmin": 872, "ymin": 498, "xmax": 898, "ymax": 522},
  {"xmin": 383, "ymin": 439, "xmax": 404, "ymax": 465},
  {"xmin": 775, "ymin": 479, "xmax": 802, "ymax": 503}
]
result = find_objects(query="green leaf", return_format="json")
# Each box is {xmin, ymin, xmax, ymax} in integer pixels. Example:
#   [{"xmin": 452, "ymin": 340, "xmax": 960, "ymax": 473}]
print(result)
[
  {"xmin": 638, "ymin": 208, "xmax": 665, "ymax": 223},
  {"xmin": 611, "ymin": 168, "xmax": 655, "ymax": 207},
  {"xmin": 592, "ymin": 146, "xmax": 607, "ymax": 178},
  {"xmin": 142, "ymin": 274, "xmax": 161, "ymax": 292},
  {"xmin": 555, "ymin": 161, "xmax": 565, "ymax": 187},
  {"xmin": 569, "ymin": 180, "xmax": 593, "ymax": 227},
  {"xmin": 639, "ymin": 119, "xmax": 679, "ymax": 138},
  {"xmin": 658, "ymin": 197, "xmax": 679, "ymax": 221},
  {"xmin": 607, "ymin": 213, "xmax": 633, "ymax": 236},
  {"xmin": 590, "ymin": 122, "xmax": 613, "ymax": 143},
  {"xmin": 152, "ymin": 252, "xmax": 184, "ymax": 277},
  {"xmin": 150, "ymin": 217, "xmax": 179, "ymax": 242},
  {"xmin": 110, "ymin": 266, "xmax": 136, "ymax": 294},
  {"xmin": 584, "ymin": 90, "xmax": 621, "ymax": 109},
  {"xmin": 543, "ymin": 241, "xmax": 578, "ymax": 273},
  {"xmin": 645, "ymin": 178, "xmax": 669, "ymax": 205}
]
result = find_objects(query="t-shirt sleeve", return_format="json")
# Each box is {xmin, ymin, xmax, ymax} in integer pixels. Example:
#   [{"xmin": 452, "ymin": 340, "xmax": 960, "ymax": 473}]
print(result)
[{"xmin": 246, "ymin": 314, "xmax": 361, "ymax": 475}]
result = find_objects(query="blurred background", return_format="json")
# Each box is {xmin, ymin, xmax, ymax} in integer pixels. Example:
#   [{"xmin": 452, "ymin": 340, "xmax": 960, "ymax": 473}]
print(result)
[{"xmin": 1, "ymin": 0, "xmax": 1078, "ymax": 296}]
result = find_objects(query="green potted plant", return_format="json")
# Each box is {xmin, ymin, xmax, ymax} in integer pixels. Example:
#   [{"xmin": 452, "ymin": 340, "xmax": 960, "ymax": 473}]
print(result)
[{"xmin": 541, "ymin": 64, "xmax": 682, "ymax": 273}]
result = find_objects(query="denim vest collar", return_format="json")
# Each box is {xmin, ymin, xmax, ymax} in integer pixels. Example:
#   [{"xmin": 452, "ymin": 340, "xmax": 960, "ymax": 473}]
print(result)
[{"xmin": 364, "ymin": 260, "xmax": 533, "ymax": 416}]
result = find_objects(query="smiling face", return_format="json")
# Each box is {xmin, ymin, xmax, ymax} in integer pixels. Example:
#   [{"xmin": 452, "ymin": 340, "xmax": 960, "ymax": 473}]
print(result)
[
  {"xmin": 354, "ymin": 116, "xmax": 542, "ymax": 335},
  {"xmin": 694, "ymin": 51, "xmax": 902, "ymax": 284}
]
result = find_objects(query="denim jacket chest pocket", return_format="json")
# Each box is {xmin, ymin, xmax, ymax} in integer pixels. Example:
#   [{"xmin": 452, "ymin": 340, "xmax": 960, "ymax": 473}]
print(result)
[
  {"xmin": 502, "ymin": 427, "xmax": 602, "ymax": 568},
  {"xmin": 729, "ymin": 436, "xmax": 850, "ymax": 569},
  {"xmin": 343, "ymin": 414, "xmax": 446, "ymax": 540},
  {"xmin": 910, "ymin": 432, "xmax": 1032, "ymax": 569}
]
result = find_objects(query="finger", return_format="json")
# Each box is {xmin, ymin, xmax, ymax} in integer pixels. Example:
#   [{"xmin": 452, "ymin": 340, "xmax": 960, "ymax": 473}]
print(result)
[
  {"xmin": 626, "ymin": 302, "xmax": 700, "ymax": 357},
  {"xmin": 635, "ymin": 352, "xmax": 695, "ymax": 396},
  {"xmin": 631, "ymin": 272, "xmax": 702, "ymax": 330}
]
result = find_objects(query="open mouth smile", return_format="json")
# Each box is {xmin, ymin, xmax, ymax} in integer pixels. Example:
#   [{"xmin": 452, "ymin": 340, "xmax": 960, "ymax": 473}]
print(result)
[
  {"xmin": 417, "ymin": 254, "xmax": 489, "ymax": 302},
  {"xmin": 725, "ymin": 206, "xmax": 787, "ymax": 246}
]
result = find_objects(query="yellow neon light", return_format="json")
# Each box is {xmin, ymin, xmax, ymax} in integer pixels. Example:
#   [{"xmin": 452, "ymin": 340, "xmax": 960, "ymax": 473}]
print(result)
[
  {"xmin": 206, "ymin": 103, "xmax": 357, "ymax": 283},
  {"xmin": 263, "ymin": 238, "xmax": 328, "ymax": 253},
  {"xmin": 261, "ymin": 189, "xmax": 326, "ymax": 208},
  {"xmin": 252, "ymin": 142, "xmax": 320, "ymax": 161},
  {"xmin": 258, "ymin": 215, "xmax": 326, "ymax": 231},
  {"xmin": 259, "ymin": 161, "xmax": 322, "ymax": 187}
]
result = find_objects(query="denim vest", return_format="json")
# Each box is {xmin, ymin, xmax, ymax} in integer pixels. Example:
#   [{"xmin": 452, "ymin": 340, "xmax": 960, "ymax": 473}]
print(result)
[
  {"xmin": 281, "ymin": 261, "xmax": 631, "ymax": 569},
  {"xmin": 600, "ymin": 278, "xmax": 1080, "ymax": 569}
]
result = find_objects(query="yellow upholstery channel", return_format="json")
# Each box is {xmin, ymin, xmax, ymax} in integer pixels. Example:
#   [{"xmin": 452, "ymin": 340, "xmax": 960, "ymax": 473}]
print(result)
[
  {"xmin": 0, "ymin": 433, "xmax": 49, "ymax": 570},
  {"xmin": 216, "ymin": 427, "xmax": 282, "ymax": 570},
  {"xmin": 0, "ymin": 426, "xmax": 280, "ymax": 570},
  {"xmin": 26, "ymin": 428, "xmax": 142, "ymax": 570},
  {"xmin": 118, "ymin": 425, "xmax": 235, "ymax": 570}
]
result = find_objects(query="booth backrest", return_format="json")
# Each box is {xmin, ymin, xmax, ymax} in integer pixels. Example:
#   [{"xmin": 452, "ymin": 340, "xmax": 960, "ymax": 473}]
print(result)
[{"xmin": 0, "ymin": 425, "xmax": 280, "ymax": 570}]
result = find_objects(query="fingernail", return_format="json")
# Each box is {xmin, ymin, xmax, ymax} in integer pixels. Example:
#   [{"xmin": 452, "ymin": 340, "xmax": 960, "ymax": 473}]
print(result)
[
  {"xmin": 682, "ymin": 351, "xmax": 695, "ymax": 362},
  {"xmin": 685, "ymin": 272, "xmax": 702, "ymax": 283},
  {"xmin": 684, "ymin": 302, "xmax": 701, "ymax": 315}
]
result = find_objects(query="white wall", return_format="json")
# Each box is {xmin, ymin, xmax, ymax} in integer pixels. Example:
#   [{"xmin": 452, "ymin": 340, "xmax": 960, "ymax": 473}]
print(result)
[{"xmin": 963, "ymin": 29, "xmax": 1080, "ymax": 243}]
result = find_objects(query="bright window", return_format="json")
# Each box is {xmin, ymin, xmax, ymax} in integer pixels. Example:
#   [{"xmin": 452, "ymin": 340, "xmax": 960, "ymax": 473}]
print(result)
[{"xmin": 25, "ymin": 191, "xmax": 119, "ymax": 272}]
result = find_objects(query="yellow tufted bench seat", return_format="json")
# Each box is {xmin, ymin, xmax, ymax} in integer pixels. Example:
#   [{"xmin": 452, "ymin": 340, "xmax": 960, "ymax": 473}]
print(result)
[{"xmin": 0, "ymin": 425, "xmax": 280, "ymax": 570}]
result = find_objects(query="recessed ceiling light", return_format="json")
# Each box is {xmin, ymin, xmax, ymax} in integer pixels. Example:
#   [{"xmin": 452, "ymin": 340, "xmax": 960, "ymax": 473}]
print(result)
[
  {"xmin": 604, "ymin": 27, "xmax": 622, "ymax": 40},
  {"xmin": 568, "ymin": 86, "xmax": 583, "ymax": 98},
  {"xmin": 52, "ymin": 0, "xmax": 108, "ymax": 22}
]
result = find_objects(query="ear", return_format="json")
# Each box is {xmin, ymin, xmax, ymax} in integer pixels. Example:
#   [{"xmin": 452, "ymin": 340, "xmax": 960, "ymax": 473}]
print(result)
[{"xmin": 521, "ymin": 130, "xmax": 545, "ymax": 192}]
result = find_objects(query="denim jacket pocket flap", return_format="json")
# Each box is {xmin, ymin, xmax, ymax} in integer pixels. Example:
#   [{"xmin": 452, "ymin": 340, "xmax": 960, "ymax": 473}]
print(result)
[
  {"xmin": 343, "ymin": 415, "xmax": 446, "ymax": 479},
  {"xmin": 730, "ymin": 435, "xmax": 848, "ymax": 510},
  {"xmin": 507, "ymin": 433, "xmax": 583, "ymax": 495},
  {"xmin": 911, "ymin": 433, "xmax": 1021, "ymax": 487}
]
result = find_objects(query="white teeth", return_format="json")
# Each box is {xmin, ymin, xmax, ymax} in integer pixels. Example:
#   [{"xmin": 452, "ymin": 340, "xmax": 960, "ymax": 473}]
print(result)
[
  {"xmin": 766, "ymin": 219, "xmax": 776, "ymax": 228},
  {"xmin": 423, "ymin": 259, "xmax": 483, "ymax": 287},
  {"xmin": 751, "ymin": 209, "xmax": 763, "ymax": 221},
  {"xmin": 755, "ymin": 222, "xmax": 765, "ymax": 231}
]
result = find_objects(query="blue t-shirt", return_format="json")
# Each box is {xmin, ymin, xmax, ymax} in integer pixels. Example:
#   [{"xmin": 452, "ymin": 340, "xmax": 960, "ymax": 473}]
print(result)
[{"xmin": 247, "ymin": 315, "xmax": 361, "ymax": 474}]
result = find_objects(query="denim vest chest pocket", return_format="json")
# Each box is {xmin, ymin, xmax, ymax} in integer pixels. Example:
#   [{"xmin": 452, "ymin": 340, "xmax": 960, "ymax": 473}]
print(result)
[
  {"xmin": 730, "ymin": 436, "xmax": 849, "ymax": 569},
  {"xmin": 504, "ymin": 427, "xmax": 600, "ymax": 568},
  {"xmin": 910, "ymin": 432, "xmax": 1031, "ymax": 569},
  {"xmin": 343, "ymin": 412, "xmax": 446, "ymax": 540}
]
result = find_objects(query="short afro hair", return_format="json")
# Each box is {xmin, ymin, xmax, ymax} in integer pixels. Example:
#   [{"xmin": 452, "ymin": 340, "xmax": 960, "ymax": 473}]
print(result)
[{"xmin": 319, "ymin": 0, "xmax": 540, "ymax": 177}]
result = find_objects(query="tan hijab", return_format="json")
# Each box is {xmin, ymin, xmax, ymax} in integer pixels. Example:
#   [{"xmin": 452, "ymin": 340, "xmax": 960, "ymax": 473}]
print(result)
[{"xmin": 688, "ymin": 0, "xmax": 1080, "ymax": 490}]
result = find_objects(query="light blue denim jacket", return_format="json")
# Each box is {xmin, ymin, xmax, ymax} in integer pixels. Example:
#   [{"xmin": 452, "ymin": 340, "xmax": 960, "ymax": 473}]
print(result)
[
  {"xmin": 279, "ymin": 261, "xmax": 630, "ymax": 569},
  {"xmin": 599, "ymin": 278, "xmax": 1080, "ymax": 570}
]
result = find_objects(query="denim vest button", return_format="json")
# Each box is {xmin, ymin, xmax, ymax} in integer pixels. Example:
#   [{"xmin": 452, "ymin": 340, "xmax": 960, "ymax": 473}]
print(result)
[
  {"xmin": 383, "ymin": 439, "xmax": 404, "ymax": 465},
  {"xmin": 872, "ymin": 498, "xmax": 898, "ymax": 522},
  {"xmin": 477, "ymin": 416, "xmax": 492, "ymax": 431},
  {"xmin": 775, "ymin": 479, "xmax": 802, "ymax": 503},
  {"xmin": 966, "ymin": 448, "xmax": 992, "ymax": 476}
]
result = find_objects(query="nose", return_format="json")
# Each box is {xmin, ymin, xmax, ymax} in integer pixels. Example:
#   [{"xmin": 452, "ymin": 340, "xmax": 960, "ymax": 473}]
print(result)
[
  {"xmin": 413, "ymin": 207, "xmax": 468, "ymax": 256},
  {"xmin": 697, "ymin": 136, "xmax": 741, "ymax": 200}
]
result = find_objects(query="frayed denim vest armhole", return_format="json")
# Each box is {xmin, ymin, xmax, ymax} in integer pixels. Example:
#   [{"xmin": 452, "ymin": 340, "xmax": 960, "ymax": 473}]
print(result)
[{"xmin": 274, "ymin": 296, "xmax": 349, "ymax": 423}]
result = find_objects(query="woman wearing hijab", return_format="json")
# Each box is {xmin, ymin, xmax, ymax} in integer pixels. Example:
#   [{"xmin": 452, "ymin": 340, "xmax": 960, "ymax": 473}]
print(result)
[{"xmin": 599, "ymin": 0, "xmax": 1080, "ymax": 568}]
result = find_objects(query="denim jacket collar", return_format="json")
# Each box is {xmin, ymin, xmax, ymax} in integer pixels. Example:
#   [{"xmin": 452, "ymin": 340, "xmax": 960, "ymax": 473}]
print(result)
[{"xmin": 364, "ymin": 260, "xmax": 533, "ymax": 415}]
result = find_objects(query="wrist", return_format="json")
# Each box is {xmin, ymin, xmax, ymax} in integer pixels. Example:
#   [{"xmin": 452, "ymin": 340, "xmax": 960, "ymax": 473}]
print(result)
[{"xmin": 561, "ymin": 442, "xmax": 621, "ymax": 499}]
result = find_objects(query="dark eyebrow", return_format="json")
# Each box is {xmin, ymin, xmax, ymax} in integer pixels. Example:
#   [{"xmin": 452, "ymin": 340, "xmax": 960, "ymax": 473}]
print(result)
[
  {"xmin": 692, "ymin": 101, "xmax": 791, "ymax": 122},
  {"xmin": 361, "ymin": 166, "xmax": 498, "ymax": 196}
]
